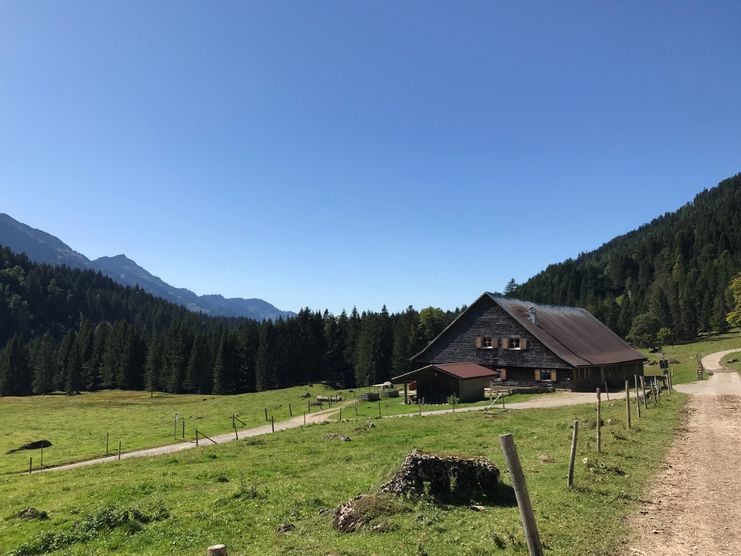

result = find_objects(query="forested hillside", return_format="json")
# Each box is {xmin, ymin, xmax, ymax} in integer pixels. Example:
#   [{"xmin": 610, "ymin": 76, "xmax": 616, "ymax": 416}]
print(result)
[
  {"xmin": 0, "ymin": 247, "xmax": 457, "ymax": 396},
  {"xmin": 512, "ymin": 173, "xmax": 741, "ymax": 345}
]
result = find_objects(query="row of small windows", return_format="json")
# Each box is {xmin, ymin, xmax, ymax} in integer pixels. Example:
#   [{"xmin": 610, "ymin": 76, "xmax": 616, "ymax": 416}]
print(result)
[{"xmin": 475, "ymin": 336, "xmax": 527, "ymax": 350}]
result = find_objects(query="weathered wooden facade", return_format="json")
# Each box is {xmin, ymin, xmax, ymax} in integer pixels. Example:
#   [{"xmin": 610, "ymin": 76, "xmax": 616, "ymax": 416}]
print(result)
[{"xmin": 394, "ymin": 293, "xmax": 645, "ymax": 398}]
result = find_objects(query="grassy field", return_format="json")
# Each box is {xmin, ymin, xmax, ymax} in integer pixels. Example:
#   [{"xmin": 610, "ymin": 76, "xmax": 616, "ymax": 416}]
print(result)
[
  {"xmin": 641, "ymin": 330, "xmax": 741, "ymax": 384},
  {"xmin": 0, "ymin": 390, "xmax": 684, "ymax": 555},
  {"xmin": 721, "ymin": 351, "xmax": 741, "ymax": 373},
  {"xmin": 0, "ymin": 387, "xmax": 542, "ymax": 475},
  {"xmin": 0, "ymin": 385, "xmax": 342, "ymax": 475}
]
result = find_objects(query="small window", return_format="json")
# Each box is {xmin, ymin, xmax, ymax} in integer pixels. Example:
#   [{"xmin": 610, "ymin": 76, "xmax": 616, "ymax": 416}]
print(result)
[
  {"xmin": 508, "ymin": 337, "xmax": 521, "ymax": 350},
  {"xmin": 481, "ymin": 336, "xmax": 494, "ymax": 349},
  {"xmin": 540, "ymin": 369, "xmax": 552, "ymax": 381}
]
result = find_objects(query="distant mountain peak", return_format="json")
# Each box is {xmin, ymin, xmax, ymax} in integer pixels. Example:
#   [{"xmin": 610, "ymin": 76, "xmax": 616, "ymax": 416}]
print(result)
[{"xmin": 0, "ymin": 213, "xmax": 294, "ymax": 321}]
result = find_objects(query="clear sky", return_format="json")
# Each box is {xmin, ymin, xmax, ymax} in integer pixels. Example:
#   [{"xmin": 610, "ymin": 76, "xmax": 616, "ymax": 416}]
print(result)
[{"xmin": 1, "ymin": 1, "xmax": 740, "ymax": 314}]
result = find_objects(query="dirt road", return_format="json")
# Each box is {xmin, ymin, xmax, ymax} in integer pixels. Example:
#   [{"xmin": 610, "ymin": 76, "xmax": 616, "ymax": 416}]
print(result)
[{"xmin": 624, "ymin": 350, "xmax": 741, "ymax": 555}]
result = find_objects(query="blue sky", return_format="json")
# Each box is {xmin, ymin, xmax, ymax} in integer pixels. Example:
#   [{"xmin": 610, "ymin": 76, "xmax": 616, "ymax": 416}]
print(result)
[{"xmin": 1, "ymin": 1, "xmax": 740, "ymax": 314}]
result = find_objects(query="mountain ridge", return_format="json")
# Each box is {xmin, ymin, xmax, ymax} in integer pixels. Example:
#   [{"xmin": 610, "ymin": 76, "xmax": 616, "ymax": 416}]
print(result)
[{"xmin": 0, "ymin": 213, "xmax": 294, "ymax": 321}]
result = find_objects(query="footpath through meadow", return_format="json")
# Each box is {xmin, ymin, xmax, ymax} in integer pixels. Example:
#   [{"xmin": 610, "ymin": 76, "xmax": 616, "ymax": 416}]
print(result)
[{"xmin": 624, "ymin": 349, "xmax": 741, "ymax": 555}]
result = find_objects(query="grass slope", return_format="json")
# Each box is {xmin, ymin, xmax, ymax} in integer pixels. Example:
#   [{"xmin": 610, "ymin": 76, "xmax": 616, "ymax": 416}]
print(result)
[
  {"xmin": 642, "ymin": 330, "xmax": 741, "ymax": 384},
  {"xmin": 0, "ymin": 393, "xmax": 684, "ymax": 555}
]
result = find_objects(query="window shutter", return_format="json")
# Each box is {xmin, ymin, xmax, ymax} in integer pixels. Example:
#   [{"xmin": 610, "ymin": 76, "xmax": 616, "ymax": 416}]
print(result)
[
  {"xmin": 502, "ymin": 337, "xmax": 509, "ymax": 349},
  {"xmin": 552, "ymin": 370, "xmax": 557, "ymax": 381},
  {"xmin": 500, "ymin": 368, "xmax": 507, "ymax": 381},
  {"xmin": 475, "ymin": 336, "xmax": 482, "ymax": 349},
  {"xmin": 520, "ymin": 337, "xmax": 527, "ymax": 350},
  {"xmin": 492, "ymin": 337, "xmax": 499, "ymax": 349},
  {"xmin": 534, "ymin": 369, "xmax": 541, "ymax": 381}
]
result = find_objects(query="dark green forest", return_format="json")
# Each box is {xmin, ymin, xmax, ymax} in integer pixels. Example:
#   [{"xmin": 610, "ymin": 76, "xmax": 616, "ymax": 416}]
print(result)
[
  {"xmin": 0, "ymin": 247, "xmax": 457, "ymax": 396},
  {"xmin": 511, "ymin": 173, "xmax": 741, "ymax": 346}
]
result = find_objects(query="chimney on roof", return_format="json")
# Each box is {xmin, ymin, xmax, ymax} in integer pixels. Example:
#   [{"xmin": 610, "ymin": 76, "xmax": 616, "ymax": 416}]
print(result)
[{"xmin": 528, "ymin": 306, "xmax": 536, "ymax": 325}]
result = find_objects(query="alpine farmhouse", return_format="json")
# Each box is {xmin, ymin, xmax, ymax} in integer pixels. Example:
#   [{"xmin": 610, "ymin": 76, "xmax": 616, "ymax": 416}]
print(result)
[{"xmin": 392, "ymin": 293, "xmax": 646, "ymax": 403}]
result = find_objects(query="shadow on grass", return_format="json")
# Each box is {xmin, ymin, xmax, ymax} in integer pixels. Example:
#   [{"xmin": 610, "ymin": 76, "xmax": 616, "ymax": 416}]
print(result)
[{"xmin": 428, "ymin": 481, "xmax": 518, "ymax": 508}]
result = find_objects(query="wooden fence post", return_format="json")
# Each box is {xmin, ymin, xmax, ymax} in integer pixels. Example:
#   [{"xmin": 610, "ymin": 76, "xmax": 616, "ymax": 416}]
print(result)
[
  {"xmin": 29, "ymin": 457, "xmax": 32, "ymax": 474},
  {"xmin": 232, "ymin": 415, "xmax": 239, "ymax": 441},
  {"xmin": 378, "ymin": 399, "xmax": 381, "ymax": 418},
  {"xmin": 289, "ymin": 403, "xmax": 292, "ymax": 417},
  {"xmin": 196, "ymin": 430, "xmax": 199, "ymax": 447},
  {"xmin": 634, "ymin": 375, "xmax": 641, "ymax": 419},
  {"xmin": 182, "ymin": 419, "xmax": 186, "ymax": 439},
  {"xmin": 303, "ymin": 412, "xmax": 306, "ymax": 425},
  {"xmin": 499, "ymin": 434, "xmax": 544, "ymax": 556},
  {"xmin": 625, "ymin": 380, "xmax": 631, "ymax": 430},
  {"xmin": 596, "ymin": 389, "xmax": 601, "ymax": 453},
  {"xmin": 339, "ymin": 408, "xmax": 342, "ymax": 422},
  {"xmin": 207, "ymin": 544, "xmax": 227, "ymax": 556},
  {"xmin": 567, "ymin": 420, "xmax": 578, "ymax": 489},
  {"xmin": 271, "ymin": 416, "xmax": 275, "ymax": 433},
  {"xmin": 40, "ymin": 446, "xmax": 44, "ymax": 469},
  {"xmin": 118, "ymin": 441, "xmax": 122, "ymax": 461},
  {"xmin": 355, "ymin": 400, "xmax": 358, "ymax": 416},
  {"xmin": 106, "ymin": 432, "xmax": 109, "ymax": 455},
  {"xmin": 264, "ymin": 408, "xmax": 268, "ymax": 421},
  {"xmin": 640, "ymin": 375, "xmax": 647, "ymax": 410}
]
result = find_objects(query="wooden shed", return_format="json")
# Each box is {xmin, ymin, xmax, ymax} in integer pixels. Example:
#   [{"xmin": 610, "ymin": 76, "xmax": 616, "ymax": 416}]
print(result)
[{"xmin": 391, "ymin": 362, "xmax": 496, "ymax": 403}]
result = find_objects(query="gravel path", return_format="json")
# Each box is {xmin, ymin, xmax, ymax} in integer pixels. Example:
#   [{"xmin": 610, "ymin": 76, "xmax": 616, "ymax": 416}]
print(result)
[{"xmin": 624, "ymin": 349, "xmax": 741, "ymax": 555}]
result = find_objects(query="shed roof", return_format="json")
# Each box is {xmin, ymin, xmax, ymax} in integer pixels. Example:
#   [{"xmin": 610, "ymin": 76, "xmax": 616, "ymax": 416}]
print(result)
[{"xmin": 392, "ymin": 362, "xmax": 497, "ymax": 383}]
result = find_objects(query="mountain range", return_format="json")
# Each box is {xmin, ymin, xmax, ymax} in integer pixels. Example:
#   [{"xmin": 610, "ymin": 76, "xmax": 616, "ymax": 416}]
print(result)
[{"xmin": 0, "ymin": 213, "xmax": 294, "ymax": 321}]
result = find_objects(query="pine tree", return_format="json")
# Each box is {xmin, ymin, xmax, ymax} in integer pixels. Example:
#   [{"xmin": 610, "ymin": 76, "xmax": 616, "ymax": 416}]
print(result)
[
  {"xmin": 255, "ymin": 321, "xmax": 277, "ymax": 391},
  {"xmin": 0, "ymin": 336, "xmax": 32, "ymax": 395},
  {"xmin": 31, "ymin": 333, "xmax": 57, "ymax": 394}
]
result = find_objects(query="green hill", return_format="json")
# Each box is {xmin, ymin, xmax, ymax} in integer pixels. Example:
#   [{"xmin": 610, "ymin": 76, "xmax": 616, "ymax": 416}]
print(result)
[{"xmin": 513, "ymin": 173, "xmax": 741, "ymax": 344}]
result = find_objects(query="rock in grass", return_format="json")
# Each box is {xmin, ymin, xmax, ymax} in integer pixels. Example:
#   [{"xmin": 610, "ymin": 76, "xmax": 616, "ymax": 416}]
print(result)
[
  {"xmin": 18, "ymin": 507, "xmax": 48, "ymax": 520},
  {"xmin": 333, "ymin": 494, "xmax": 405, "ymax": 533},
  {"xmin": 380, "ymin": 449, "xmax": 500, "ymax": 499},
  {"xmin": 539, "ymin": 453, "xmax": 556, "ymax": 464},
  {"xmin": 277, "ymin": 523, "xmax": 295, "ymax": 533},
  {"xmin": 325, "ymin": 433, "xmax": 351, "ymax": 442}
]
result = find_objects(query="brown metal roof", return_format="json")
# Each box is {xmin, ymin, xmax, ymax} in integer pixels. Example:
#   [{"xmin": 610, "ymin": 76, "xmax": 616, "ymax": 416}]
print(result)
[
  {"xmin": 490, "ymin": 294, "xmax": 646, "ymax": 367},
  {"xmin": 392, "ymin": 362, "xmax": 497, "ymax": 383}
]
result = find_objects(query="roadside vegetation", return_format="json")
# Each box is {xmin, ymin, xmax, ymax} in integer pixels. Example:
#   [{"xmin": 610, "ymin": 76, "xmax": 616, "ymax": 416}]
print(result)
[
  {"xmin": 721, "ymin": 351, "xmax": 741, "ymax": 373},
  {"xmin": 642, "ymin": 330, "xmax": 741, "ymax": 384},
  {"xmin": 0, "ymin": 391, "xmax": 684, "ymax": 555}
]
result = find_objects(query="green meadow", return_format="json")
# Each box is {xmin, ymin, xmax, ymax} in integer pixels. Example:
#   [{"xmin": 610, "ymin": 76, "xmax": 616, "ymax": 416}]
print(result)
[
  {"xmin": 0, "ymin": 385, "xmax": 340, "ymax": 475},
  {"xmin": 0, "ymin": 391, "xmax": 684, "ymax": 555}
]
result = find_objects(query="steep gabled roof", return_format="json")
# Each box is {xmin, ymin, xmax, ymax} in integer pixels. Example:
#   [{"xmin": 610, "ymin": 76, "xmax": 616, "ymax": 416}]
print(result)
[
  {"xmin": 392, "ymin": 363, "xmax": 497, "ymax": 383},
  {"xmin": 490, "ymin": 295, "xmax": 646, "ymax": 367},
  {"xmin": 411, "ymin": 292, "xmax": 646, "ymax": 368}
]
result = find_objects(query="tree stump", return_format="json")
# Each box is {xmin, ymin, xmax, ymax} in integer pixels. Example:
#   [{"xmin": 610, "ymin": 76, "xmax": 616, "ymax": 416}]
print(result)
[{"xmin": 207, "ymin": 544, "xmax": 227, "ymax": 556}]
